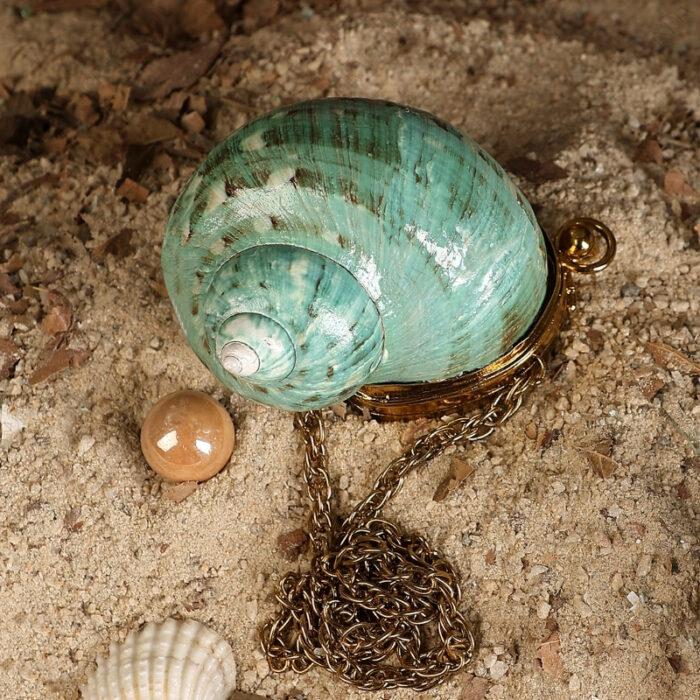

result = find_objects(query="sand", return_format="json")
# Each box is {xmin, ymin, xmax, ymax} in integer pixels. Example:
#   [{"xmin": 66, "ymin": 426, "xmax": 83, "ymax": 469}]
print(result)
[{"xmin": 0, "ymin": 1, "xmax": 698, "ymax": 698}]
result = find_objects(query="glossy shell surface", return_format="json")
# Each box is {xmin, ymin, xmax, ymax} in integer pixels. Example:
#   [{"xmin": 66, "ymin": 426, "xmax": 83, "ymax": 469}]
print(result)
[
  {"xmin": 163, "ymin": 98, "xmax": 547, "ymax": 411},
  {"xmin": 82, "ymin": 618, "xmax": 236, "ymax": 700}
]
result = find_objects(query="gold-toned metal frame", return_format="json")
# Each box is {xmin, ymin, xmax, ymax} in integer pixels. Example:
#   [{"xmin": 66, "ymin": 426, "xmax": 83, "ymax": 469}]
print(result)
[{"xmin": 350, "ymin": 218, "xmax": 616, "ymax": 420}]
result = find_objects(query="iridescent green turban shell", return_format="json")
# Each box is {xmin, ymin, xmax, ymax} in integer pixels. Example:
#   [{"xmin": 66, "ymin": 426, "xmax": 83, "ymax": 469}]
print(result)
[{"xmin": 162, "ymin": 98, "xmax": 547, "ymax": 412}]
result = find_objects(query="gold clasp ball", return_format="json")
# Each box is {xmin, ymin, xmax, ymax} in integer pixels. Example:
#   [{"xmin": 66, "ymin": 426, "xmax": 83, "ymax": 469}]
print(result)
[{"xmin": 555, "ymin": 217, "xmax": 616, "ymax": 274}]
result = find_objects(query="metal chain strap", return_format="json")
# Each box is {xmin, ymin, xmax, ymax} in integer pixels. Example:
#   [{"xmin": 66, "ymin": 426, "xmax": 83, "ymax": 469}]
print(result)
[{"xmin": 261, "ymin": 358, "xmax": 545, "ymax": 692}]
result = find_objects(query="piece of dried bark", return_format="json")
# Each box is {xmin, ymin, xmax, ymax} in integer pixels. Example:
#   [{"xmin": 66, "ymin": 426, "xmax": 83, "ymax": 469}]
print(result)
[
  {"xmin": 121, "ymin": 143, "xmax": 158, "ymax": 186},
  {"xmin": 638, "ymin": 375, "xmax": 664, "ymax": 400},
  {"xmin": 277, "ymin": 528, "xmax": 309, "ymax": 562},
  {"xmin": 181, "ymin": 0, "xmax": 226, "ymax": 38},
  {"xmin": 682, "ymin": 457, "xmax": 700, "ymax": 473},
  {"xmin": 152, "ymin": 151, "xmax": 174, "ymax": 171},
  {"xmin": 133, "ymin": 42, "xmax": 221, "ymax": 101},
  {"xmin": 459, "ymin": 673, "xmax": 492, "ymax": 700},
  {"xmin": 536, "ymin": 630, "xmax": 567, "ymax": 680},
  {"xmin": 633, "ymin": 137, "xmax": 663, "ymax": 164},
  {"xmin": 63, "ymin": 507, "xmax": 84, "ymax": 533},
  {"xmin": 0, "ymin": 339, "xmax": 20, "ymax": 357},
  {"xmin": 41, "ymin": 303, "xmax": 71, "ymax": 335},
  {"xmin": 433, "ymin": 458, "xmax": 474, "ymax": 502},
  {"xmin": 149, "ymin": 278, "xmax": 169, "ymax": 298},
  {"xmin": 664, "ymin": 171, "xmax": 699, "ymax": 198},
  {"xmin": 506, "ymin": 156, "xmax": 568, "ymax": 184},
  {"xmin": 627, "ymin": 521, "xmax": 646, "ymax": 538},
  {"xmin": 537, "ymin": 428, "xmax": 561, "ymax": 451},
  {"xmin": 162, "ymin": 481, "xmax": 198, "ymax": 502},
  {"xmin": 666, "ymin": 655, "xmax": 684, "ymax": 674},
  {"xmin": 117, "ymin": 178, "xmax": 150, "ymax": 203},
  {"xmin": 646, "ymin": 341, "xmax": 700, "ymax": 375},
  {"xmin": 0, "ymin": 272, "xmax": 19, "ymax": 295},
  {"xmin": 587, "ymin": 328, "xmax": 604, "ymax": 352},
  {"xmin": 242, "ymin": 0, "xmax": 279, "ymax": 33},
  {"xmin": 0, "ymin": 254, "xmax": 23, "ymax": 273},
  {"xmin": 73, "ymin": 125, "xmax": 124, "ymax": 166},
  {"xmin": 98, "ymin": 81, "xmax": 131, "ymax": 112},
  {"xmin": 181, "ymin": 110, "xmax": 206, "ymax": 133},
  {"xmin": 28, "ymin": 0, "xmax": 108, "ymax": 10},
  {"xmin": 676, "ymin": 483, "xmax": 690, "ymax": 500},
  {"xmin": 0, "ymin": 338, "xmax": 21, "ymax": 379},
  {"xmin": 68, "ymin": 93, "xmax": 100, "ymax": 127},
  {"xmin": 28, "ymin": 346, "xmax": 91, "ymax": 385},
  {"xmin": 581, "ymin": 449, "xmax": 619, "ymax": 479},
  {"xmin": 124, "ymin": 113, "xmax": 180, "ymax": 145},
  {"xmin": 93, "ymin": 229, "xmax": 135, "ymax": 260},
  {"xmin": 5, "ymin": 298, "xmax": 29, "ymax": 314},
  {"xmin": 0, "ymin": 78, "xmax": 12, "ymax": 100}
]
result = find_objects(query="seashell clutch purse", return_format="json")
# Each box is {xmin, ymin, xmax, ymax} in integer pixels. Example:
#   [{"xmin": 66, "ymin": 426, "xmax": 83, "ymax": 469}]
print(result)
[{"xmin": 162, "ymin": 98, "xmax": 615, "ymax": 692}]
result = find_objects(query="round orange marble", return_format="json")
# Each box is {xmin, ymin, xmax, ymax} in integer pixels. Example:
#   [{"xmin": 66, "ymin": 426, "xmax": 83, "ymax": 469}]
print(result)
[{"xmin": 140, "ymin": 390, "xmax": 235, "ymax": 482}]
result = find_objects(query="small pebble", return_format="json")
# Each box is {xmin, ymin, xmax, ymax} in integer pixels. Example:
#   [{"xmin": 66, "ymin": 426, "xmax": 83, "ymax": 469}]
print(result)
[
  {"xmin": 140, "ymin": 390, "xmax": 235, "ymax": 482},
  {"xmin": 620, "ymin": 281, "xmax": 641, "ymax": 297}
]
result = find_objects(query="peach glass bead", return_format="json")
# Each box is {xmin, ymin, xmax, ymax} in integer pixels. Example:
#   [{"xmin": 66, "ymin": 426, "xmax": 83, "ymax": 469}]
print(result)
[{"xmin": 140, "ymin": 390, "xmax": 235, "ymax": 482}]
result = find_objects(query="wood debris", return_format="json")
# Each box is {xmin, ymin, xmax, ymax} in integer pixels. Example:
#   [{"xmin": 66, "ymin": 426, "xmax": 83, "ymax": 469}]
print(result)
[
  {"xmin": 92, "ymin": 228, "xmax": 135, "ymax": 260},
  {"xmin": 27, "ymin": 0, "xmax": 109, "ymax": 10},
  {"xmin": 67, "ymin": 93, "xmax": 100, "ymax": 127},
  {"xmin": 675, "ymin": 482, "xmax": 690, "ymax": 500},
  {"xmin": 0, "ymin": 338, "xmax": 22, "ymax": 379},
  {"xmin": 28, "ymin": 344, "xmax": 91, "ymax": 385},
  {"xmin": 664, "ymin": 171, "xmax": 699, "ymax": 198},
  {"xmin": 242, "ymin": 0, "xmax": 280, "ymax": 34},
  {"xmin": 581, "ymin": 448, "xmax": 620, "ymax": 479},
  {"xmin": 0, "ymin": 272, "xmax": 19, "ymax": 295},
  {"xmin": 97, "ymin": 81, "xmax": 131, "ymax": 113},
  {"xmin": 638, "ymin": 375, "xmax": 664, "ymax": 400},
  {"xmin": 63, "ymin": 507, "xmax": 84, "ymax": 533},
  {"xmin": 587, "ymin": 328, "xmax": 604, "ymax": 352},
  {"xmin": 133, "ymin": 43, "xmax": 222, "ymax": 101},
  {"xmin": 117, "ymin": 177, "xmax": 150, "ymax": 202},
  {"xmin": 181, "ymin": 110, "xmax": 206, "ymax": 133},
  {"xmin": 41, "ymin": 300, "xmax": 72, "ymax": 335},
  {"xmin": 633, "ymin": 137, "xmax": 663, "ymax": 164},
  {"xmin": 537, "ymin": 428, "xmax": 560, "ymax": 451},
  {"xmin": 433, "ymin": 458, "xmax": 474, "ymax": 501},
  {"xmin": 277, "ymin": 528, "xmax": 309, "ymax": 562},
  {"xmin": 161, "ymin": 481, "xmax": 198, "ymax": 502},
  {"xmin": 645, "ymin": 341, "xmax": 700, "ymax": 375},
  {"xmin": 181, "ymin": 0, "xmax": 226, "ymax": 38},
  {"xmin": 459, "ymin": 673, "xmax": 492, "ymax": 700},
  {"xmin": 124, "ymin": 113, "xmax": 180, "ymax": 145},
  {"xmin": 506, "ymin": 156, "xmax": 568, "ymax": 184},
  {"xmin": 536, "ymin": 630, "xmax": 567, "ymax": 680}
]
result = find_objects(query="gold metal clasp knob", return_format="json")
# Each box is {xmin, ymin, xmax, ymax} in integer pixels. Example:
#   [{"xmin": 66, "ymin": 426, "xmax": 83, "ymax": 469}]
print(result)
[{"xmin": 555, "ymin": 217, "xmax": 616, "ymax": 274}]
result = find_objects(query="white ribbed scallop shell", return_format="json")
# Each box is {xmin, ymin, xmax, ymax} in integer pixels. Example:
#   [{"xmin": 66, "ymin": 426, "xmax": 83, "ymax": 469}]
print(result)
[{"xmin": 82, "ymin": 618, "xmax": 237, "ymax": 700}]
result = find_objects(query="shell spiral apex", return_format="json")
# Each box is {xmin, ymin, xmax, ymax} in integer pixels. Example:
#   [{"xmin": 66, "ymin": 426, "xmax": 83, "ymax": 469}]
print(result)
[
  {"xmin": 163, "ymin": 98, "xmax": 547, "ymax": 412},
  {"xmin": 81, "ymin": 618, "xmax": 236, "ymax": 700}
]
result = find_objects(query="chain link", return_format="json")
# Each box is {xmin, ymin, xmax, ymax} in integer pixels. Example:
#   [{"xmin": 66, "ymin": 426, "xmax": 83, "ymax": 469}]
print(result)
[{"xmin": 261, "ymin": 358, "xmax": 545, "ymax": 691}]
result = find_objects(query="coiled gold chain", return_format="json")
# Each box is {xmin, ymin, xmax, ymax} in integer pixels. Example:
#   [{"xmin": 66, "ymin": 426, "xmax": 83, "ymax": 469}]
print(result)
[{"xmin": 261, "ymin": 358, "xmax": 545, "ymax": 691}]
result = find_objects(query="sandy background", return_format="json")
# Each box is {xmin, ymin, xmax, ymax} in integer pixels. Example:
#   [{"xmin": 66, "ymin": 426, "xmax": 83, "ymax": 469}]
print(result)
[{"xmin": 0, "ymin": 1, "xmax": 698, "ymax": 698}]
